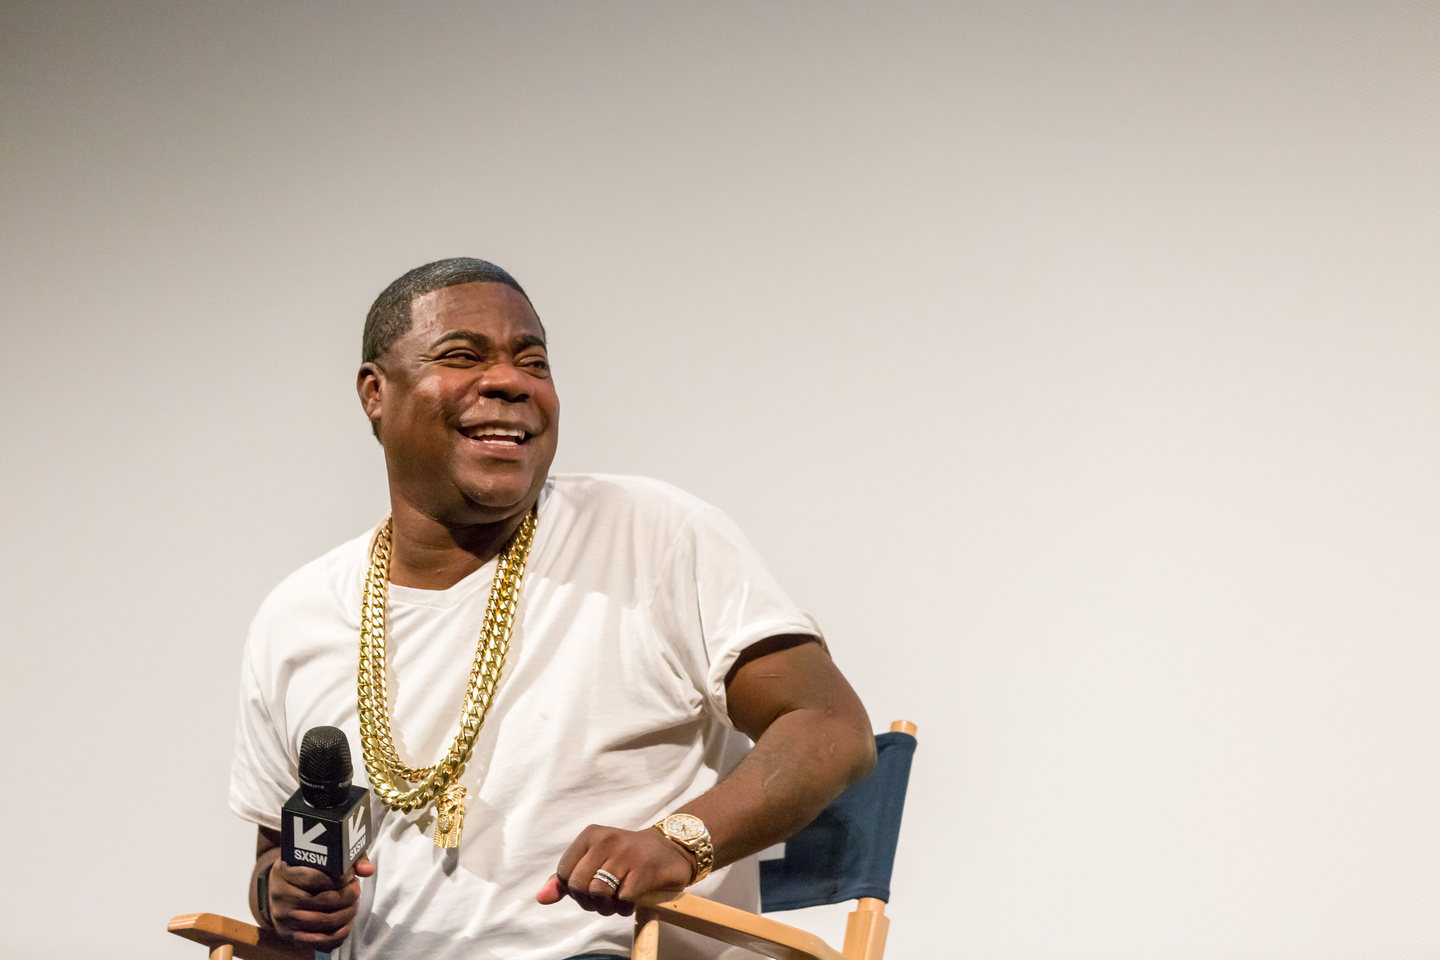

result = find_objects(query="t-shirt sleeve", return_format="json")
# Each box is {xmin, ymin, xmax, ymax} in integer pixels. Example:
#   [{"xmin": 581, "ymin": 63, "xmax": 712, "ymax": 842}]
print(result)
[
  {"xmin": 655, "ymin": 505, "xmax": 824, "ymax": 727},
  {"xmin": 229, "ymin": 621, "xmax": 296, "ymax": 831}
]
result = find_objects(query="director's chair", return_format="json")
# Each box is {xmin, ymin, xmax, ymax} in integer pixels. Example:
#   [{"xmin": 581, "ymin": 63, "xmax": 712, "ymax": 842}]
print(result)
[
  {"xmin": 631, "ymin": 719, "xmax": 917, "ymax": 960},
  {"xmin": 169, "ymin": 720, "xmax": 917, "ymax": 960}
]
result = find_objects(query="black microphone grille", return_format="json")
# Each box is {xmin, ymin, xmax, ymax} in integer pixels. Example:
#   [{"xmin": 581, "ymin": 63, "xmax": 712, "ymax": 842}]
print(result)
[{"xmin": 298, "ymin": 726, "xmax": 353, "ymax": 807}]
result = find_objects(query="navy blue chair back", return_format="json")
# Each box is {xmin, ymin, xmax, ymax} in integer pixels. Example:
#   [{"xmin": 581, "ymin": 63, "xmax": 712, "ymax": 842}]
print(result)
[{"xmin": 758, "ymin": 730, "xmax": 918, "ymax": 912}]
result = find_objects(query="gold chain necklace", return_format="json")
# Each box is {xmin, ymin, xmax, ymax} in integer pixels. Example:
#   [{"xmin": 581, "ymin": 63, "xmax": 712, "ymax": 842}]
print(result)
[{"xmin": 356, "ymin": 510, "xmax": 537, "ymax": 848}]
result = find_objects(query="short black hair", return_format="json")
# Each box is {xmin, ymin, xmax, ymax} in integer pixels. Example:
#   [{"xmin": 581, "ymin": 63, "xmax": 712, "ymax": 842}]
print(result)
[{"xmin": 362, "ymin": 257, "xmax": 533, "ymax": 363}]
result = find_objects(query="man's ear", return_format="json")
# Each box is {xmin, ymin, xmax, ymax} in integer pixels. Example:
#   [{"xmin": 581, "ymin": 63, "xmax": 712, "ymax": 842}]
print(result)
[{"xmin": 357, "ymin": 362, "xmax": 385, "ymax": 437}]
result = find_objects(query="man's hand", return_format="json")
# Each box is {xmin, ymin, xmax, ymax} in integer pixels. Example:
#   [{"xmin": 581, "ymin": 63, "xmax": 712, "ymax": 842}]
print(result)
[
  {"xmin": 535, "ymin": 824, "xmax": 694, "ymax": 917},
  {"xmin": 264, "ymin": 856, "xmax": 375, "ymax": 950},
  {"xmin": 252, "ymin": 826, "xmax": 376, "ymax": 951}
]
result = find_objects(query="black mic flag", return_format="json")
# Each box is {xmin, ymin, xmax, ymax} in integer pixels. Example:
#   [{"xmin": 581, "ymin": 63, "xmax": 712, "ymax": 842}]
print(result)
[{"xmin": 280, "ymin": 726, "xmax": 372, "ymax": 884}]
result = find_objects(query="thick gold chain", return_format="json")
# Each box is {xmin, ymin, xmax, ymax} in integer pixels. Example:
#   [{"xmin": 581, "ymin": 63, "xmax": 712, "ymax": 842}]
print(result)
[{"xmin": 356, "ymin": 511, "xmax": 537, "ymax": 819}]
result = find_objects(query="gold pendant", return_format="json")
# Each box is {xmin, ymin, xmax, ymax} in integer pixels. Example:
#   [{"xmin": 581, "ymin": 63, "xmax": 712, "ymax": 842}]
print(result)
[{"xmin": 433, "ymin": 782, "xmax": 467, "ymax": 848}]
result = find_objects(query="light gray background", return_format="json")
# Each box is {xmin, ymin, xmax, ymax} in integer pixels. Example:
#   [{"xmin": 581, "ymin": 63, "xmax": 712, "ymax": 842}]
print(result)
[{"xmin": 1, "ymin": 3, "xmax": 1435, "ymax": 958}]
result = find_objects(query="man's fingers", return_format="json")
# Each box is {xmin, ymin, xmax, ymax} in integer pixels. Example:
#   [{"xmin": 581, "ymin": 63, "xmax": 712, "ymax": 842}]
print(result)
[
  {"xmin": 272, "ymin": 881, "xmax": 358, "ymax": 913},
  {"xmin": 554, "ymin": 825, "xmax": 601, "ymax": 882},
  {"xmin": 286, "ymin": 886, "xmax": 356, "ymax": 913},
  {"xmin": 275, "ymin": 862, "xmax": 341, "ymax": 894},
  {"xmin": 565, "ymin": 836, "xmax": 634, "ymax": 916},
  {"xmin": 587, "ymin": 865, "xmax": 625, "ymax": 914},
  {"xmin": 579, "ymin": 865, "xmax": 623, "ymax": 917},
  {"xmin": 568, "ymin": 847, "xmax": 629, "ymax": 916},
  {"xmin": 552, "ymin": 825, "xmax": 623, "ymax": 914},
  {"xmin": 353, "ymin": 857, "xmax": 376, "ymax": 879},
  {"xmin": 284, "ymin": 905, "xmax": 356, "ymax": 934},
  {"xmin": 589, "ymin": 866, "xmax": 623, "ymax": 899},
  {"xmin": 566, "ymin": 846, "xmax": 607, "ymax": 901}
]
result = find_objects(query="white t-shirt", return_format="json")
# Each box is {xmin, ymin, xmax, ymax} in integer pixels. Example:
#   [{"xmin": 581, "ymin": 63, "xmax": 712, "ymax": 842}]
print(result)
[{"xmin": 230, "ymin": 474, "xmax": 822, "ymax": 960}]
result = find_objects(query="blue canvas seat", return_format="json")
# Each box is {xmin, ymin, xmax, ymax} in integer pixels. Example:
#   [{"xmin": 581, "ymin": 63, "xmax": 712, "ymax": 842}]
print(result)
[{"xmin": 759, "ymin": 728, "xmax": 918, "ymax": 912}]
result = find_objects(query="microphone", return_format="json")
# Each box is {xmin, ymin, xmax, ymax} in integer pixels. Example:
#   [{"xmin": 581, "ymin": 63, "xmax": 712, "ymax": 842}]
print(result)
[{"xmin": 280, "ymin": 726, "xmax": 372, "ymax": 884}]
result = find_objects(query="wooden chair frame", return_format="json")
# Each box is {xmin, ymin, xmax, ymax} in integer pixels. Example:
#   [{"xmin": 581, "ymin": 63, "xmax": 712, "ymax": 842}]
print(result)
[
  {"xmin": 167, "ymin": 912, "xmax": 310, "ymax": 960},
  {"xmin": 169, "ymin": 720, "xmax": 916, "ymax": 960}
]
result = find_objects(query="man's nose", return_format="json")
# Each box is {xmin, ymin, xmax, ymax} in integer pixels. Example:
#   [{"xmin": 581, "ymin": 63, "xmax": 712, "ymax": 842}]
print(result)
[{"xmin": 476, "ymin": 361, "xmax": 531, "ymax": 402}]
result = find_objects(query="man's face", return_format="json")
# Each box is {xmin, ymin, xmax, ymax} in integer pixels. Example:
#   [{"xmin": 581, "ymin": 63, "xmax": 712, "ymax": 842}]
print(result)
[{"xmin": 358, "ymin": 281, "xmax": 559, "ymax": 525}]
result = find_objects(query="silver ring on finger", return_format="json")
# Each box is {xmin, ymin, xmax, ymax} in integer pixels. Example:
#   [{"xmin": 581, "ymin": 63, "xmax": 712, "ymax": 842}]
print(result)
[{"xmin": 593, "ymin": 868, "xmax": 621, "ymax": 892}]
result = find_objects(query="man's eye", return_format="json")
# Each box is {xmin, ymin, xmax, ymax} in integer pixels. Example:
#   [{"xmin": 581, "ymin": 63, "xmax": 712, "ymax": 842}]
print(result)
[{"xmin": 440, "ymin": 350, "xmax": 479, "ymax": 363}]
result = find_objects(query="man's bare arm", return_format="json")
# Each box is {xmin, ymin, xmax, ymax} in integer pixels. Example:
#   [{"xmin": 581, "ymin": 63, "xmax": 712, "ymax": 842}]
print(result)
[
  {"xmin": 680, "ymin": 635, "xmax": 876, "ymax": 864},
  {"xmin": 537, "ymin": 635, "xmax": 875, "ymax": 915}
]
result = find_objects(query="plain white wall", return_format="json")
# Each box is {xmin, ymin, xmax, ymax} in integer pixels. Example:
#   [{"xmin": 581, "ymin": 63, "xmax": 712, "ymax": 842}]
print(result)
[{"xmin": 1, "ymin": 2, "xmax": 1435, "ymax": 957}]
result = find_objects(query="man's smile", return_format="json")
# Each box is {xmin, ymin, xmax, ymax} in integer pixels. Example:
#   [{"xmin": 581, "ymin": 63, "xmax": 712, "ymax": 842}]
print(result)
[{"xmin": 458, "ymin": 422, "xmax": 534, "ymax": 448}]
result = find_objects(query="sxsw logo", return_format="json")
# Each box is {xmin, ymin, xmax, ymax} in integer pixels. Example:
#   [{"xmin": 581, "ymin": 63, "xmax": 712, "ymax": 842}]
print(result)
[
  {"xmin": 346, "ymin": 806, "xmax": 368, "ymax": 859},
  {"xmin": 292, "ymin": 816, "xmax": 329, "ymax": 867}
]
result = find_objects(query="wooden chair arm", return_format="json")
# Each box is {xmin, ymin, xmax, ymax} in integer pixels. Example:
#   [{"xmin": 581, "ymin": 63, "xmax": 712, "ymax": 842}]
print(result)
[
  {"xmin": 634, "ymin": 892, "xmax": 846, "ymax": 960},
  {"xmin": 167, "ymin": 913, "xmax": 314, "ymax": 960}
]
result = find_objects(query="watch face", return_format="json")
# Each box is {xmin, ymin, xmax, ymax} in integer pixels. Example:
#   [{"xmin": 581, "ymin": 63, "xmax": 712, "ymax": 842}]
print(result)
[{"xmin": 665, "ymin": 814, "xmax": 706, "ymax": 840}]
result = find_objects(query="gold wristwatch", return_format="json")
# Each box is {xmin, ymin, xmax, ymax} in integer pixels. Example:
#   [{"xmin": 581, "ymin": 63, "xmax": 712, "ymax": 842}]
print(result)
[{"xmin": 652, "ymin": 813, "xmax": 714, "ymax": 885}]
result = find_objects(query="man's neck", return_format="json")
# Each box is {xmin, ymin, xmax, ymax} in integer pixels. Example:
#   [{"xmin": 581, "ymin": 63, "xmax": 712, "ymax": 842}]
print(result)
[{"xmin": 386, "ymin": 497, "xmax": 533, "ymax": 591}]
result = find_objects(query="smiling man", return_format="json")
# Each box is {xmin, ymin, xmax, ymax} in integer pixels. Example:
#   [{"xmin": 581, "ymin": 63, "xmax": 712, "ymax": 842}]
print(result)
[{"xmin": 229, "ymin": 258, "xmax": 875, "ymax": 960}]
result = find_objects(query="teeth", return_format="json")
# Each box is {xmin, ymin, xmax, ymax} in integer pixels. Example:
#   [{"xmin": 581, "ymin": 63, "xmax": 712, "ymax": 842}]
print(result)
[{"xmin": 472, "ymin": 427, "xmax": 526, "ymax": 439}]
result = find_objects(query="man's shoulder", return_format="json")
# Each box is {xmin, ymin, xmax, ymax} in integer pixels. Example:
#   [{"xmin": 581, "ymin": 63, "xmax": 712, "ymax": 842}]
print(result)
[
  {"xmin": 250, "ymin": 528, "xmax": 374, "ymax": 633},
  {"xmin": 547, "ymin": 473, "xmax": 718, "ymax": 521}
]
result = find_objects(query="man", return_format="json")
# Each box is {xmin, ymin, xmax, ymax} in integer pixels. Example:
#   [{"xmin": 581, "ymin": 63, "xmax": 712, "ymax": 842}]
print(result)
[{"xmin": 230, "ymin": 258, "xmax": 875, "ymax": 960}]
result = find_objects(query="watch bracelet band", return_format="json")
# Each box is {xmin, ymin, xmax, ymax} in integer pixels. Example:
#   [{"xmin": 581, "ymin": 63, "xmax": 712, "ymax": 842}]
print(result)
[
  {"xmin": 652, "ymin": 817, "xmax": 714, "ymax": 886},
  {"xmin": 256, "ymin": 858, "xmax": 275, "ymax": 928}
]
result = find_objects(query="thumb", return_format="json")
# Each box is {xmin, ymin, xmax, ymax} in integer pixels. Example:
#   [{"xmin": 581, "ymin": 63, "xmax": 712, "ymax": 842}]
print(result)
[
  {"xmin": 535, "ymin": 873, "xmax": 568, "ymax": 905},
  {"xmin": 354, "ymin": 857, "xmax": 377, "ymax": 879}
]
